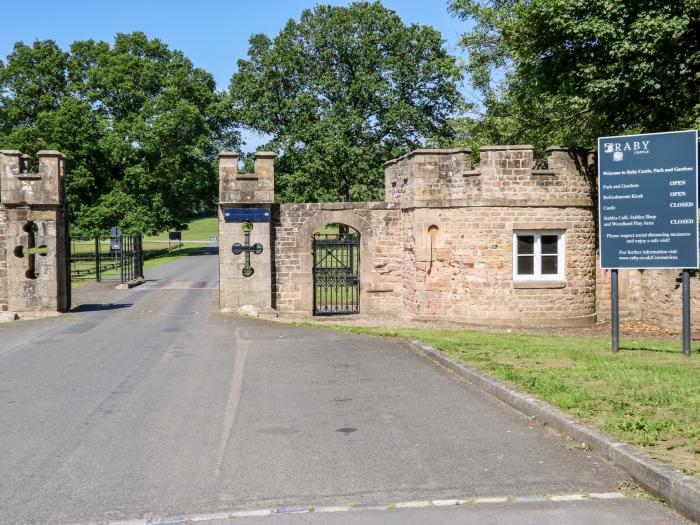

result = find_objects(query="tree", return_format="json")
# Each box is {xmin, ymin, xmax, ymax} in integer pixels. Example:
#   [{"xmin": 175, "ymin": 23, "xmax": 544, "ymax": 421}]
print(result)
[
  {"xmin": 0, "ymin": 33, "xmax": 238, "ymax": 235},
  {"xmin": 448, "ymin": 0, "xmax": 700, "ymax": 152},
  {"xmin": 229, "ymin": 1, "xmax": 462, "ymax": 203}
]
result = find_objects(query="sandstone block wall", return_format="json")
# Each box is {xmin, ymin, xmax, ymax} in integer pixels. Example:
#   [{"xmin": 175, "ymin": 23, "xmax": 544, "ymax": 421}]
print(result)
[
  {"xmin": 385, "ymin": 146, "xmax": 595, "ymax": 208},
  {"xmin": 0, "ymin": 150, "xmax": 66, "ymax": 205},
  {"xmin": 273, "ymin": 202, "xmax": 403, "ymax": 316},
  {"xmin": 597, "ymin": 268, "xmax": 700, "ymax": 331},
  {"xmin": 215, "ymin": 145, "xmax": 599, "ymax": 325},
  {"xmin": 384, "ymin": 148, "xmax": 473, "ymax": 205},
  {"xmin": 402, "ymin": 206, "xmax": 596, "ymax": 326}
]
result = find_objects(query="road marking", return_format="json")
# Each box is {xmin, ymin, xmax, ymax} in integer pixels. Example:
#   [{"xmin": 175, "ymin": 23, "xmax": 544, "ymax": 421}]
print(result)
[
  {"xmin": 275, "ymin": 506, "xmax": 309, "ymax": 514},
  {"xmin": 313, "ymin": 505, "xmax": 351, "ymax": 512},
  {"xmin": 431, "ymin": 499, "xmax": 466, "ymax": 506},
  {"xmin": 395, "ymin": 500, "xmax": 431, "ymax": 508},
  {"xmin": 512, "ymin": 495, "xmax": 548, "ymax": 503},
  {"xmin": 105, "ymin": 492, "xmax": 626, "ymax": 524},
  {"xmin": 214, "ymin": 327, "xmax": 248, "ymax": 477},
  {"xmin": 590, "ymin": 491, "xmax": 628, "ymax": 499},
  {"xmin": 551, "ymin": 494, "xmax": 587, "ymax": 501},
  {"xmin": 473, "ymin": 496, "xmax": 509, "ymax": 503}
]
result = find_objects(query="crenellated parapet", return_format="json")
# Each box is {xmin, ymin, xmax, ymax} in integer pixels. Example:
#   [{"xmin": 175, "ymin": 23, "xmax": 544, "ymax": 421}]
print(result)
[
  {"xmin": 384, "ymin": 145, "xmax": 595, "ymax": 208},
  {"xmin": 384, "ymin": 148, "xmax": 472, "ymax": 207},
  {"xmin": 219, "ymin": 151, "xmax": 275, "ymax": 205},
  {"xmin": 0, "ymin": 150, "xmax": 66, "ymax": 206}
]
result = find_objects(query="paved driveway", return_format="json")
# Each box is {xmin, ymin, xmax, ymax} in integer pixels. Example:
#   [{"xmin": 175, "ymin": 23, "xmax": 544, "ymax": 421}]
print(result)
[{"xmin": 0, "ymin": 251, "xmax": 688, "ymax": 524}]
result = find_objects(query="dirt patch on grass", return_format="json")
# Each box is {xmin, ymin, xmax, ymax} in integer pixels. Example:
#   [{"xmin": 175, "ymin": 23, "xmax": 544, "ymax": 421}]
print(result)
[{"xmin": 275, "ymin": 314, "xmax": 690, "ymax": 342}]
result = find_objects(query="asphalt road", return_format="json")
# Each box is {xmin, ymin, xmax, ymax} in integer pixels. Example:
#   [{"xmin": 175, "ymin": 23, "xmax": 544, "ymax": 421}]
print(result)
[{"xmin": 0, "ymin": 250, "xmax": 689, "ymax": 524}]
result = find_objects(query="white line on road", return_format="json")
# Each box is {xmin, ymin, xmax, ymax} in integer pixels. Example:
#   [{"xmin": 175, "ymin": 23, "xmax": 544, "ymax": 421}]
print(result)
[{"xmin": 106, "ymin": 492, "xmax": 627, "ymax": 525}]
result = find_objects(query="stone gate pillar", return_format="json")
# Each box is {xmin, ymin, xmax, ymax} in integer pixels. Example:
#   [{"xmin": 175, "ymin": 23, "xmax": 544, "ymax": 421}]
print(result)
[
  {"xmin": 0, "ymin": 150, "xmax": 69, "ymax": 317},
  {"xmin": 218, "ymin": 151, "xmax": 275, "ymax": 314}
]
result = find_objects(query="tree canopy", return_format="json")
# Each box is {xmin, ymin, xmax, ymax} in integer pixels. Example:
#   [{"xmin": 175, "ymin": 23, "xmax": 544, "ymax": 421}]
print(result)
[
  {"xmin": 229, "ymin": 1, "xmax": 463, "ymax": 203},
  {"xmin": 0, "ymin": 32, "xmax": 237, "ymax": 235},
  {"xmin": 448, "ymin": 0, "xmax": 700, "ymax": 153}
]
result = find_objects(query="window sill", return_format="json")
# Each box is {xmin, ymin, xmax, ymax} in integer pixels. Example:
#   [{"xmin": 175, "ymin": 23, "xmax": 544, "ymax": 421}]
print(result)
[{"xmin": 513, "ymin": 280, "xmax": 566, "ymax": 289}]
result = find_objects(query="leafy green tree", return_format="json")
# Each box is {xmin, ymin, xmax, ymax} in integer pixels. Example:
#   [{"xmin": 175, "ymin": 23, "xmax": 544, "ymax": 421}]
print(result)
[
  {"xmin": 230, "ymin": 1, "xmax": 462, "ymax": 202},
  {"xmin": 449, "ymin": 0, "xmax": 700, "ymax": 152},
  {"xmin": 0, "ymin": 33, "xmax": 238, "ymax": 235}
]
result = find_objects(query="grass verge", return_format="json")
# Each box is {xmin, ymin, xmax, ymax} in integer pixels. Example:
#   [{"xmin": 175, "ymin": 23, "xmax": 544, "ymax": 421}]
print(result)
[{"xmin": 302, "ymin": 323, "xmax": 700, "ymax": 479}]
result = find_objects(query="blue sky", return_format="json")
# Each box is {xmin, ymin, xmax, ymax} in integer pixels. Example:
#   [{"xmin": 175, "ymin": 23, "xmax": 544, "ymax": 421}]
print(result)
[{"xmin": 0, "ymin": 0, "xmax": 471, "ymax": 151}]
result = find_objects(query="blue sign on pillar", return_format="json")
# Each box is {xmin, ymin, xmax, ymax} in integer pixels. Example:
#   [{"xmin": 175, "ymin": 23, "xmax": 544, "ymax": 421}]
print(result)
[
  {"xmin": 223, "ymin": 207, "xmax": 271, "ymax": 222},
  {"xmin": 598, "ymin": 130, "xmax": 699, "ymax": 269}
]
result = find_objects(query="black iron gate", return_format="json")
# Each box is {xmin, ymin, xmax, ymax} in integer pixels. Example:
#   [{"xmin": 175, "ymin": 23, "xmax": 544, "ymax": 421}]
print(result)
[
  {"xmin": 312, "ymin": 232, "xmax": 360, "ymax": 315},
  {"xmin": 119, "ymin": 234, "xmax": 144, "ymax": 283},
  {"xmin": 68, "ymin": 232, "xmax": 143, "ymax": 284}
]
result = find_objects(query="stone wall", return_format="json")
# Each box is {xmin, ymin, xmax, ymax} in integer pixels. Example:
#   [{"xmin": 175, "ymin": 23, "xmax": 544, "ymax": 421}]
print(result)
[
  {"xmin": 384, "ymin": 146, "xmax": 594, "ymax": 208},
  {"xmin": 273, "ymin": 202, "xmax": 403, "ymax": 316},
  {"xmin": 386, "ymin": 146, "xmax": 597, "ymax": 326},
  {"xmin": 401, "ymin": 206, "xmax": 596, "ymax": 326},
  {"xmin": 597, "ymin": 267, "xmax": 700, "ymax": 331}
]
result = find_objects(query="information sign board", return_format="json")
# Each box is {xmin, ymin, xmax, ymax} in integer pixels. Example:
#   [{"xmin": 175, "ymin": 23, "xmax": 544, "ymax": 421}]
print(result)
[
  {"xmin": 110, "ymin": 226, "xmax": 122, "ymax": 252},
  {"xmin": 598, "ymin": 130, "xmax": 698, "ymax": 269}
]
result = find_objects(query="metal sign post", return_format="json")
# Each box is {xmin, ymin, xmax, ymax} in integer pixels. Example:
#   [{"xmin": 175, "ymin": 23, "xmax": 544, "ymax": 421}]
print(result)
[
  {"xmin": 611, "ymin": 269, "xmax": 619, "ymax": 352},
  {"xmin": 598, "ymin": 130, "xmax": 699, "ymax": 354},
  {"xmin": 683, "ymin": 269, "xmax": 691, "ymax": 356}
]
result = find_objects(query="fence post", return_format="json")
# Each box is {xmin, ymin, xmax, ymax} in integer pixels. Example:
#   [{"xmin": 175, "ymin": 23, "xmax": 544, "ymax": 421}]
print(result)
[
  {"xmin": 136, "ymin": 233, "xmax": 144, "ymax": 279},
  {"xmin": 120, "ymin": 235, "xmax": 124, "ymax": 284},
  {"xmin": 95, "ymin": 235, "xmax": 101, "ymax": 282}
]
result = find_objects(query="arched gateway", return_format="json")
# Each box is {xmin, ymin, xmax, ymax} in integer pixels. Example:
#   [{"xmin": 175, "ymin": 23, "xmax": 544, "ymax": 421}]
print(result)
[{"xmin": 311, "ymin": 224, "xmax": 360, "ymax": 315}]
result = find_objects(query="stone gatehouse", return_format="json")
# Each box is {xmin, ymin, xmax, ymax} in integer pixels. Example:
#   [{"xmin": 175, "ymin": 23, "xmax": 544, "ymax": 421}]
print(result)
[
  {"xmin": 0, "ymin": 147, "xmax": 693, "ymax": 330},
  {"xmin": 219, "ymin": 146, "xmax": 601, "ymax": 327}
]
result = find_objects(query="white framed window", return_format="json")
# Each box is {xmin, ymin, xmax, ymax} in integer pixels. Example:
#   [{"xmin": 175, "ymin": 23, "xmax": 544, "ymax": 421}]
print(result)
[{"xmin": 512, "ymin": 231, "xmax": 565, "ymax": 280}]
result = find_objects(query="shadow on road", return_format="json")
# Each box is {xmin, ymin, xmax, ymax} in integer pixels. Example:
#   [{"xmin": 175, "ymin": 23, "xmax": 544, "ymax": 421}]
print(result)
[{"xmin": 71, "ymin": 303, "xmax": 133, "ymax": 313}]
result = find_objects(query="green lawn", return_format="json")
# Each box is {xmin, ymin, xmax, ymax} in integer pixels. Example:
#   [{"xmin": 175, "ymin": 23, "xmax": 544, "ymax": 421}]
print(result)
[
  {"xmin": 144, "ymin": 216, "xmax": 218, "ymax": 242},
  {"xmin": 303, "ymin": 323, "xmax": 700, "ymax": 479}
]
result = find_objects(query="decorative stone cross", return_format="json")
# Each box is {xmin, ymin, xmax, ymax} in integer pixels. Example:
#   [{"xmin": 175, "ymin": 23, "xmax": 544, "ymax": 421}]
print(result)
[
  {"xmin": 13, "ymin": 221, "xmax": 48, "ymax": 279},
  {"xmin": 232, "ymin": 221, "xmax": 263, "ymax": 277}
]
